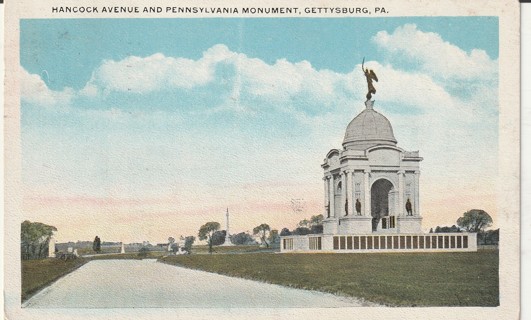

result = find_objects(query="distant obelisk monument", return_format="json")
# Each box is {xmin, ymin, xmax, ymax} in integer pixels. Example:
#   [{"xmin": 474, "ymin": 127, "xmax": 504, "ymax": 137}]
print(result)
[{"xmin": 221, "ymin": 208, "xmax": 234, "ymax": 246}]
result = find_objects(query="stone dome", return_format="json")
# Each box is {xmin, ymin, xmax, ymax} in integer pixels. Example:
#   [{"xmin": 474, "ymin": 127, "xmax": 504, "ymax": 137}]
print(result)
[{"xmin": 343, "ymin": 102, "xmax": 397, "ymax": 150}]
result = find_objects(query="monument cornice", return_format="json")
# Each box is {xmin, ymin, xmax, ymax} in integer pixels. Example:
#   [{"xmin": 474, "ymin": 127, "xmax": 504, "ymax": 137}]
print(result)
[
  {"xmin": 365, "ymin": 145, "xmax": 405, "ymax": 153},
  {"xmin": 325, "ymin": 148, "xmax": 341, "ymax": 159}
]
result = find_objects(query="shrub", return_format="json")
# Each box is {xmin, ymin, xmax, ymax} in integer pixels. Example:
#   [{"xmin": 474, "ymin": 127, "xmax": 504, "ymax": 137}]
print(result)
[{"xmin": 137, "ymin": 247, "xmax": 150, "ymax": 258}]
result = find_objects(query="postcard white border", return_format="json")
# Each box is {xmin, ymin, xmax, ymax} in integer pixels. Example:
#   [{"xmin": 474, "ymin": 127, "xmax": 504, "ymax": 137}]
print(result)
[{"xmin": 4, "ymin": 1, "xmax": 520, "ymax": 319}]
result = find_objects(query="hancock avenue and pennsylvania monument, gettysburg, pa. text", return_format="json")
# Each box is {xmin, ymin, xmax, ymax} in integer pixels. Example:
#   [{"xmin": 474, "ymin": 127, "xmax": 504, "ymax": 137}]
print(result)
[{"xmin": 280, "ymin": 60, "xmax": 477, "ymax": 253}]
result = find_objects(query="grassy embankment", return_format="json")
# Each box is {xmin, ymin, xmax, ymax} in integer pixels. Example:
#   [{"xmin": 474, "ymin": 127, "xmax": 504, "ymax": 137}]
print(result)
[
  {"xmin": 88, "ymin": 251, "xmax": 167, "ymax": 260},
  {"xmin": 21, "ymin": 250, "xmax": 170, "ymax": 301},
  {"xmin": 21, "ymin": 258, "xmax": 88, "ymax": 302},
  {"xmin": 159, "ymin": 250, "xmax": 499, "ymax": 307}
]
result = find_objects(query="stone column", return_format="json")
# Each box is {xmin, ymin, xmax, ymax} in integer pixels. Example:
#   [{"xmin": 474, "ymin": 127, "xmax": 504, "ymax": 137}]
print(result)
[
  {"xmin": 323, "ymin": 176, "xmax": 332, "ymax": 218},
  {"xmin": 340, "ymin": 172, "xmax": 346, "ymax": 216},
  {"xmin": 347, "ymin": 170, "xmax": 356, "ymax": 216},
  {"xmin": 324, "ymin": 176, "xmax": 330, "ymax": 218},
  {"xmin": 398, "ymin": 170, "xmax": 405, "ymax": 216},
  {"xmin": 364, "ymin": 170, "xmax": 371, "ymax": 217},
  {"xmin": 329, "ymin": 176, "xmax": 335, "ymax": 218},
  {"xmin": 414, "ymin": 171, "xmax": 420, "ymax": 216}
]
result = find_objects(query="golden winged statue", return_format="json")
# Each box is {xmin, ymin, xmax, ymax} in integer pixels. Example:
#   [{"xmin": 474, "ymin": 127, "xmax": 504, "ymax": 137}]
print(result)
[{"xmin": 362, "ymin": 57, "xmax": 378, "ymax": 101}]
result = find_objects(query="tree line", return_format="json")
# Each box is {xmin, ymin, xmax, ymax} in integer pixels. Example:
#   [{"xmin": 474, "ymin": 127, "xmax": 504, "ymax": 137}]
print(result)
[
  {"xmin": 430, "ymin": 209, "xmax": 498, "ymax": 245},
  {"xmin": 197, "ymin": 221, "xmax": 282, "ymax": 254},
  {"xmin": 21, "ymin": 220, "xmax": 56, "ymax": 260},
  {"xmin": 21, "ymin": 208, "xmax": 498, "ymax": 260}
]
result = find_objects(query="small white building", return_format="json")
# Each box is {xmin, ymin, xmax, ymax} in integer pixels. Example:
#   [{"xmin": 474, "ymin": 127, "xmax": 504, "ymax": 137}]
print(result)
[{"xmin": 281, "ymin": 99, "xmax": 476, "ymax": 253}]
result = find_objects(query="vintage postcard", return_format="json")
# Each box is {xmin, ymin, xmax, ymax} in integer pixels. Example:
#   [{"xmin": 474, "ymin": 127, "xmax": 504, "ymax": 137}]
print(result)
[{"xmin": 4, "ymin": 0, "xmax": 520, "ymax": 319}]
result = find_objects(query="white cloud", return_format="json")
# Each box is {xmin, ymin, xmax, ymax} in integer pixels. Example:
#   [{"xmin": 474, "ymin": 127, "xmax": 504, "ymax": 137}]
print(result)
[
  {"xmin": 373, "ymin": 24, "xmax": 497, "ymax": 81},
  {"xmin": 83, "ymin": 54, "xmax": 207, "ymax": 95},
  {"xmin": 369, "ymin": 63, "xmax": 457, "ymax": 111},
  {"xmin": 21, "ymin": 39, "xmax": 497, "ymax": 155},
  {"xmin": 78, "ymin": 44, "xmax": 355, "ymax": 115},
  {"xmin": 21, "ymin": 68, "xmax": 74, "ymax": 107},
  {"xmin": 81, "ymin": 44, "xmax": 241, "ymax": 96},
  {"xmin": 21, "ymin": 33, "xmax": 497, "ymax": 135}
]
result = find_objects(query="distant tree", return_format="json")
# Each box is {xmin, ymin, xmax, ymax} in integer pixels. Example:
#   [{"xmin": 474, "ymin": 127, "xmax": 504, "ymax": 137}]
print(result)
[
  {"xmin": 457, "ymin": 209, "xmax": 493, "ymax": 233},
  {"xmin": 432, "ymin": 225, "xmax": 461, "ymax": 233},
  {"xmin": 297, "ymin": 219, "xmax": 311, "ymax": 228},
  {"xmin": 183, "ymin": 236, "xmax": 195, "ymax": 253},
  {"xmin": 310, "ymin": 225, "xmax": 323, "ymax": 234},
  {"xmin": 268, "ymin": 229, "xmax": 280, "ymax": 245},
  {"xmin": 138, "ymin": 246, "xmax": 149, "ymax": 258},
  {"xmin": 483, "ymin": 228, "xmax": 500, "ymax": 245},
  {"xmin": 457, "ymin": 209, "xmax": 493, "ymax": 245},
  {"xmin": 170, "ymin": 242, "xmax": 179, "ymax": 253},
  {"xmin": 231, "ymin": 232, "xmax": 255, "ymax": 245},
  {"xmin": 449, "ymin": 225, "xmax": 461, "ymax": 232},
  {"xmin": 198, "ymin": 222, "xmax": 220, "ymax": 254},
  {"xmin": 21, "ymin": 220, "xmax": 57, "ymax": 259},
  {"xmin": 253, "ymin": 224, "xmax": 271, "ymax": 248},
  {"xmin": 280, "ymin": 228, "xmax": 291, "ymax": 236},
  {"xmin": 296, "ymin": 214, "xmax": 324, "ymax": 234},
  {"xmin": 211, "ymin": 230, "xmax": 227, "ymax": 246},
  {"xmin": 297, "ymin": 214, "xmax": 323, "ymax": 229},
  {"xmin": 93, "ymin": 236, "xmax": 101, "ymax": 253},
  {"xmin": 167, "ymin": 237, "xmax": 176, "ymax": 252},
  {"xmin": 292, "ymin": 227, "xmax": 311, "ymax": 235},
  {"xmin": 310, "ymin": 214, "xmax": 324, "ymax": 227}
]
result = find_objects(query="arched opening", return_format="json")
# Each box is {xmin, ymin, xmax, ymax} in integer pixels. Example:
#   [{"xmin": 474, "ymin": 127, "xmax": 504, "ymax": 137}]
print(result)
[
  {"xmin": 371, "ymin": 179, "xmax": 394, "ymax": 231},
  {"xmin": 334, "ymin": 181, "xmax": 342, "ymax": 217}
]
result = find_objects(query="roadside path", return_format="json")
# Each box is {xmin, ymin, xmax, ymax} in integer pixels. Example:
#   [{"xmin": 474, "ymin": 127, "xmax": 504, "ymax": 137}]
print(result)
[{"xmin": 24, "ymin": 259, "xmax": 370, "ymax": 308}]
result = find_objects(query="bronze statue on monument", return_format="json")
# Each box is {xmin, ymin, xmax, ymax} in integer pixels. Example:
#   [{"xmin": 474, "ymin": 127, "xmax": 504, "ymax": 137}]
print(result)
[{"xmin": 362, "ymin": 57, "xmax": 378, "ymax": 101}]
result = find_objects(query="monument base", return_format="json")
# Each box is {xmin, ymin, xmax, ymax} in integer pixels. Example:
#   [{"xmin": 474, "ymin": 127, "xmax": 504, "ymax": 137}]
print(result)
[
  {"xmin": 339, "ymin": 216, "xmax": 372, "ymax": 234},
  {"xmin": 323, "ymin": 218, "xmax": 338, "ymax": 234},
  {"xmin": 280, "ymin": 232, "xmax": 477, "ymax": 253},
  {"xmin": 220, "ymin": 237, "xmax": 234, "ymax": 246},
  {"xmin": 397, "ymin": 216, "xmax": 423, "ymax": 233}
]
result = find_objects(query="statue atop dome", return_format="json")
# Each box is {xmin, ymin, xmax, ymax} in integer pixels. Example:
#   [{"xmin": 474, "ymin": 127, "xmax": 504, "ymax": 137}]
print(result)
[{"xmin": 362, "ymin": 57, "xmax": 378, "ymax": 101}]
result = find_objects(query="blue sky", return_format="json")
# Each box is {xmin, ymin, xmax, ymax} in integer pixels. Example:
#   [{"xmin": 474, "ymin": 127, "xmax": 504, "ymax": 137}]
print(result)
[
  {"xmin": 21, "ymin": 18, "xmax": 498, "ymax": 90},
  {"xmin": 20, "ymin": 18, "xmax": 499, "ymax": 242}
]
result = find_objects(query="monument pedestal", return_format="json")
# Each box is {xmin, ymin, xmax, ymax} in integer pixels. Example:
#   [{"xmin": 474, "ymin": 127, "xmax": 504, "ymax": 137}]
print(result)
[
  {"xmin": 48, "ymin": 237, "xmax": 56, "ymax": 258},
  {"xmin": 339, "ymin": 216, "xmax": 372, "ymax": 234},
  {"xmin": 220, "ymin": 238, "xmax": 234, "ymax": 246},
  {"xmin": 397, "ymin": 216, "xmax": 423, "ymax": 233},
  {"xmin": 323, "ymin": 218, "xmax": 338, "ymax": 235}
]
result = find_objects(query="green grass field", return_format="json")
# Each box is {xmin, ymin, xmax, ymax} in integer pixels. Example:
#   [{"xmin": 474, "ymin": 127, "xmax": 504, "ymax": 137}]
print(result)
[
  {"xmin": 159, "ymin": 250, "xmax": 499, "ymax": 306},
  {"xmin": 21, "ymin": 258, "xmax": 88, "ymax": 302},
  {"xmin": 87, "ymin": 251, "xmax": 167, "ymax": 260},
  {"xmin": 22, "ymin": 247, "xmax": 498, "ymax": 306},
  {"xmin": 191, "ymin": 244, "xmax": 277, "ymax": 254}
]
